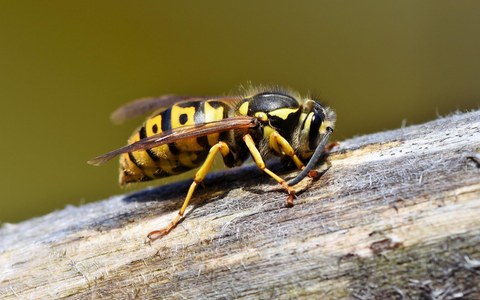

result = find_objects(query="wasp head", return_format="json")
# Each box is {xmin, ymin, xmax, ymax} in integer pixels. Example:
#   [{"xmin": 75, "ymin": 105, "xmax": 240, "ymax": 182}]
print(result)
[{"xmin": 296, "ymin": 100, "xmax": 336, "ymax": 159}]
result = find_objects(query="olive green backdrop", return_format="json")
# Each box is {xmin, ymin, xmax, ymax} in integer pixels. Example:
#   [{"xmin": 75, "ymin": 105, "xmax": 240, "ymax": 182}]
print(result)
[{"xmin": 0, "ymin": 1, "xmax": 479, "ymax": 223}]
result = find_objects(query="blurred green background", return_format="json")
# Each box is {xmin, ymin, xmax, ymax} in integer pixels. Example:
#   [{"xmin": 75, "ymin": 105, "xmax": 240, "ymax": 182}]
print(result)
[{"xmin": 0, "ymin": 1, "xmax": 479, "ymax": 223}]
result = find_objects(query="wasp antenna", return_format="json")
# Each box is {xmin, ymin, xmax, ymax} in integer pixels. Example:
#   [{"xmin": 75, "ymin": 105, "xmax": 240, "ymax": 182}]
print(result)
[{"xmin": 287, "ymin": 127, "xmax": 333, "ymax": 186}]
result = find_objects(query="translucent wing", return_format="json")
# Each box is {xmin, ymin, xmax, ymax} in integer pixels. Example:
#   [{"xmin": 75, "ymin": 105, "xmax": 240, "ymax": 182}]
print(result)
[
  {"xmin": 110, "ymin": 95, "xmax": 197, "ymax": 124},
  {"xmin": 88, "ymin": 116, "xmax": 257, "ymax": 166},
  {"xmin": 110, "ymin": 95, "xmax": 239, "ymax": 124}
]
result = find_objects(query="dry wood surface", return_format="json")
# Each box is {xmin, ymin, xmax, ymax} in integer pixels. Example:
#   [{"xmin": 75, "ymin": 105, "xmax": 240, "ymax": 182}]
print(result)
[{"xmin": 1, "ymin": 110, "xmax": 480, "ymax": 299}]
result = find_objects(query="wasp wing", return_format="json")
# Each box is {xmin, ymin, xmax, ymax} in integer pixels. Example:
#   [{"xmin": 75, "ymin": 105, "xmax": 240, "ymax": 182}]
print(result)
[
  {"xmin": 88, "ymin": 116, "xmax": 256, "ymax": 166},
  {"xmin": 110, "ymin": 95, "xmax": 195, "ymax": 124},
  {"xmin": 110, "ymin": 95, "xmax": 239, "ymax": 124}
]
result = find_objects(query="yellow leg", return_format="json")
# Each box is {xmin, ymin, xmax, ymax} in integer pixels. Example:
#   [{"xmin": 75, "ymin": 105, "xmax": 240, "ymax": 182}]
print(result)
[
  {"xmin": 270, "ymin": 131, "xmax": 318, "ymax": 178},
  {"xmin": 243, "ymin": 134, "xmax": 296, "ymax": 207},
  {"xmin": 148, "ymin": 141, "xmax": 230, "ymax": 241}
]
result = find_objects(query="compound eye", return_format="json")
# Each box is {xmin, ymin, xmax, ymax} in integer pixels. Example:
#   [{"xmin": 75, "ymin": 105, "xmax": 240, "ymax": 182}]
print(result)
[{"xmin": 308, "ymin": 111, "xmax": 323, "ymax": 149}]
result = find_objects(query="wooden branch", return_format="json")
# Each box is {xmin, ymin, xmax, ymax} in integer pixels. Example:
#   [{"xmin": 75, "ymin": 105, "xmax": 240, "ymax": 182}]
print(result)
[{"xmin": 1, "ymin": 111, "xmax": 480, "ymax": 299}]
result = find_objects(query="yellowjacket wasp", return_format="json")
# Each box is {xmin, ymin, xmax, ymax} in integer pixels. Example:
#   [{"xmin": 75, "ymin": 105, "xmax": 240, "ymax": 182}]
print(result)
[{"xmin": 88, "ymin": 86, "xmax": 335, "ymax": 240}]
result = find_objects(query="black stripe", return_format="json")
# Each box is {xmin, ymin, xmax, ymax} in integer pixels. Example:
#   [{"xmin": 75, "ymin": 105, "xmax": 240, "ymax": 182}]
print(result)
[
  {"xmin": 161, "ymin": 108, "xmax": 180, "ymax": 155},
  {"xmin": 194, "ymin": 102, "xmax": 209, "ymax": 148},
  {"xmin": 139, "ymin": 125, "xmax": 160, "ymax": 161},
  {"xmin": 207, "ymin": 100, "xmax": 221, "ymax": 109},
  {"xmin": 197, "ymin": 136, "xmax": 209, "ymax": 148},
  {"xmin": 128, "ymin": 152, "xmax": 143, "ymax": 170},
  {"xmin": 139, "ymin": 126, "xmax": 147, "ymax": 139},
  {"xmin": 177, "ymin": 101, "xmax": 201, "ymax": 108},
  {"xmin": 161, "ymin": 108, "xmax": 172, "ymax": 132},
  {"xmin": 146, "ymin": 149, "xmax": 160, "ymax": 161},
  {"xmin": 171, "ymin": 165, "xmax": 193, "ymax": 174},
  {"xmin": 191, "ymin": 152, "xmax": 208, "ymax": 165},
  {"xmin": 167, "ymin": 143, "xmax": 180, "ymax": 155}
]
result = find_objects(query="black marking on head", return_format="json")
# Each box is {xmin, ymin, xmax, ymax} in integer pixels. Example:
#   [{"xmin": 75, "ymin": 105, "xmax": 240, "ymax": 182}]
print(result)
[
  {"xmin": 248, "ymin": 92, "xmax": 300, "ymax": 115},
  {"xmin": 152, "ymin": 124, "xmax": 158, "ymax": 134},
  {"xmin": 268, "ymin": 109, "xmax": 302, "ymax": 140},
  {"xmin": 179, "ymin": 114, "xmax": 188, "ymax": 125}
]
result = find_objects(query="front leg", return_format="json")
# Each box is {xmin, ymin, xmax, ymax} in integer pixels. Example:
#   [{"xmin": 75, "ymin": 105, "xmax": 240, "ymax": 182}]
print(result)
[
  {"xmin": 243, "ymin": 134, "xmax": 296, "ymax": 207},
  {"xmin": 269, "ymin": 131, "xmax": 319, "ymax": 179}
]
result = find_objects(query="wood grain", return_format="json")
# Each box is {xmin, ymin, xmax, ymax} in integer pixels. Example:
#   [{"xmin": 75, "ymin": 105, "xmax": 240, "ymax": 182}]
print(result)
[{"xmin": 1, "ymin": 110, "xmax": 479, "ymax": 299}]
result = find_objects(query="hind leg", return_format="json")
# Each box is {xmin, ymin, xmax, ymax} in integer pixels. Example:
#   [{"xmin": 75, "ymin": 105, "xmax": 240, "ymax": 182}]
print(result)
[{"xmin": 148, "ymin": 141, "xmax": 231, "ymax": 241}]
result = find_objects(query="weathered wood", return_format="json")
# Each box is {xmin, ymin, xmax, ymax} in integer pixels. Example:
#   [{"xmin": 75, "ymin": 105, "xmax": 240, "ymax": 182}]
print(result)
[{"xmin": 1, "ymin": 111, "xmax": 480, "ymax": 299}]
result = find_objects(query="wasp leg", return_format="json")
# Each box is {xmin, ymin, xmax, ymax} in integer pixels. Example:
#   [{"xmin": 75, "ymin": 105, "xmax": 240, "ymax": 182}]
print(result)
[
  {"xmin": 243, "ymin": 134, "xmax": 296, "ymax": 207},
  {"xmin": 269, "ymin": 131, "xmax": 318, "ymax": 178},
  {"xmin": 148, "ymin": 141, "xmax": 231, "ymax": 241}
]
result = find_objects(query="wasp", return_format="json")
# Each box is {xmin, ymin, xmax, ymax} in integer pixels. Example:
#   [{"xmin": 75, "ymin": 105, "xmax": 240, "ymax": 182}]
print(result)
[{"xmin": 88, "ymin": 86, "xmax": 335, "ymax": 240}]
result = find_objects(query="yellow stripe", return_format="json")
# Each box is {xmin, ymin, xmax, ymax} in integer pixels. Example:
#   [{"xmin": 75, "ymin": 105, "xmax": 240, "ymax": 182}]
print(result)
[
  {"xmin": 238, "ymin": 102, "xmax": 249, "ymax": 116},
  {"xmin": 204, "ymin": 101, "xmax": 224, "ymax": 146},
  {"xmin": 303, "ymin": 112, "xmax": 314, "ymax": 132},
  {"xmin": 145, "ymin": 115, "xmax": 172, "ymax": 160},
  {"xmin": 267, "ymin": 108, "xmax": 299, "ymax": 120},
  {"xmin": 127, "ymin": 131, "xmax": 158, "ymax": 177},
  {"xmin": 171, "ymin": 105, "xmax": 204, "ymax": 151}
]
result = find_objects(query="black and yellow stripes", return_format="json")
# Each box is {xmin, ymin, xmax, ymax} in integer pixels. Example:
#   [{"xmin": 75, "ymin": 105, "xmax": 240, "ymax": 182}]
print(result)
[
  {"xmin": 119, "ymin": 100, "xmax": 229, "ymax": 185},
  {"xmin": 89, "ymin": 88, "xmax": 336, "ymax": 241}
]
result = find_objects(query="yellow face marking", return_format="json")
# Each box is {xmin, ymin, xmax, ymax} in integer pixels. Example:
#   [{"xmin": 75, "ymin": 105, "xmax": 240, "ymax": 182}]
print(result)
[
  {"xmin": 238, "ymin": 102, "xmax": 249, "ymax": 116},
  {"xmin": 303, "ymin": 112, "xmax": 314, "ymax": 132},
  {"xmin": 298, "ymin": 112, "xmax": 308, "ymax": 127}
]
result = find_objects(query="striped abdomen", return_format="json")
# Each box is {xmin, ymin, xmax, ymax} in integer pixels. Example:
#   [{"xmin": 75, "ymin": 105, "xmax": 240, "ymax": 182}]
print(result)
[{"xmin": 120, "ymin": 100, "xmax": 230, "ymax": 185}]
